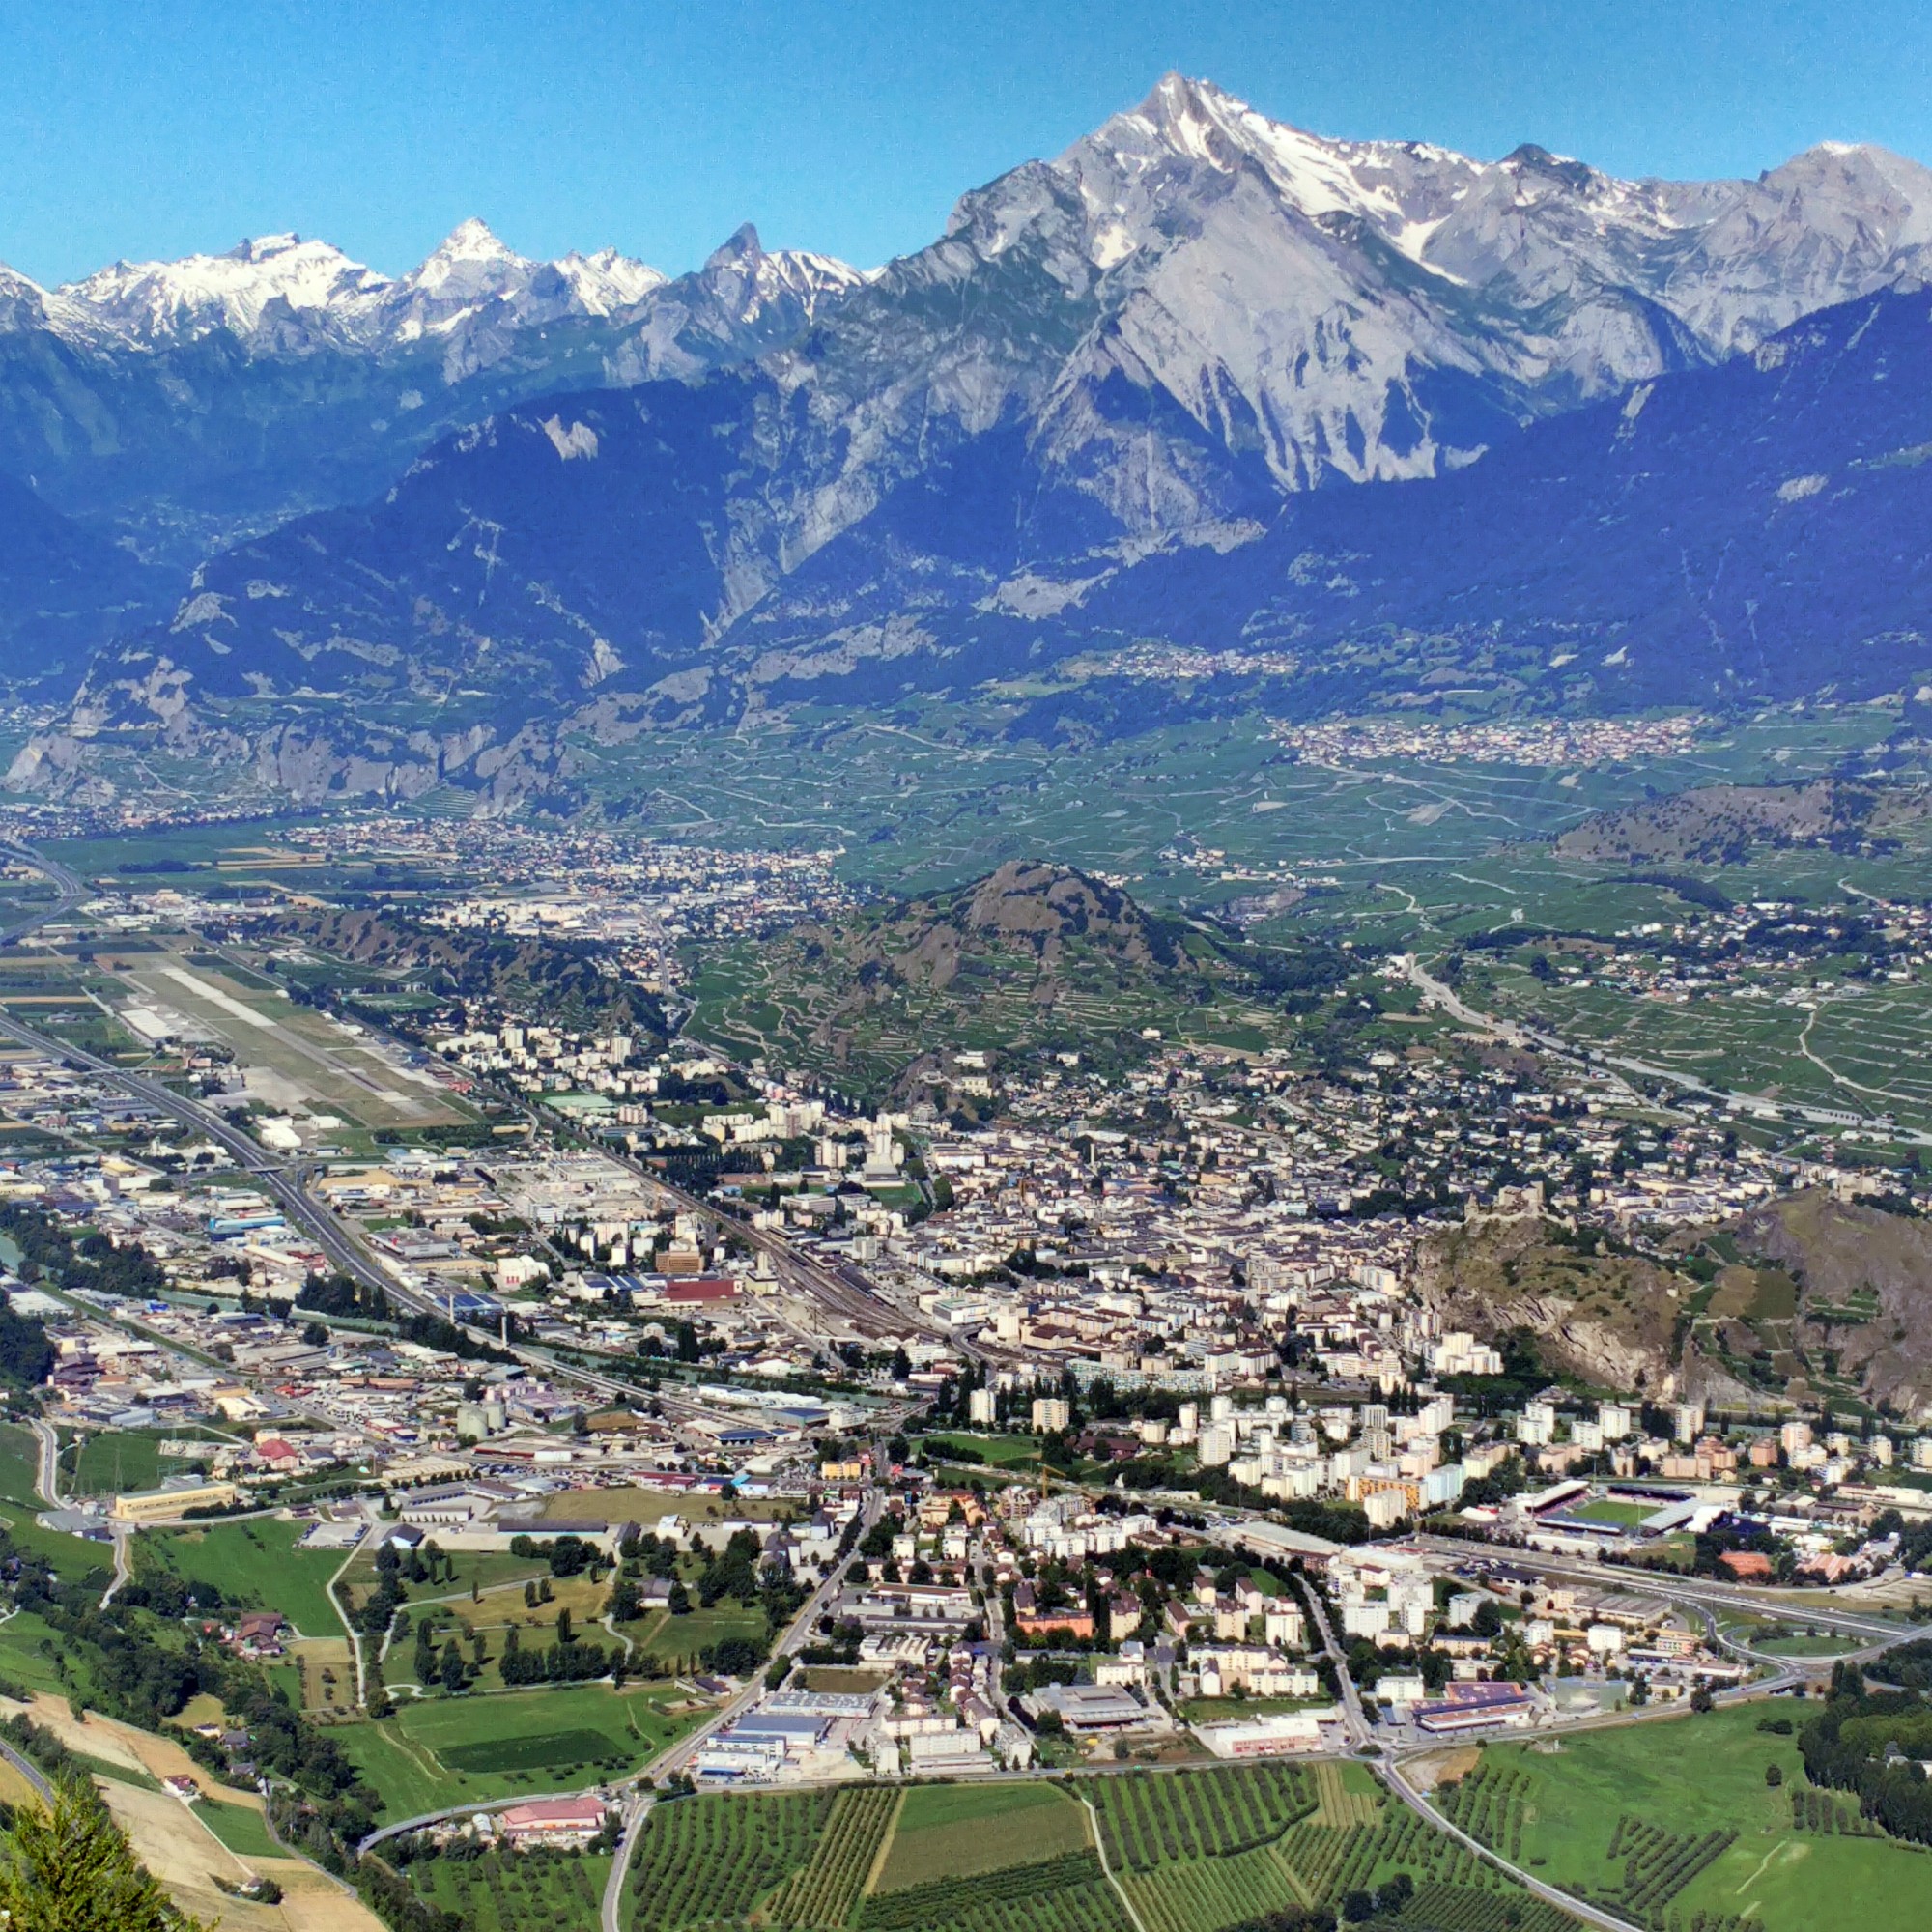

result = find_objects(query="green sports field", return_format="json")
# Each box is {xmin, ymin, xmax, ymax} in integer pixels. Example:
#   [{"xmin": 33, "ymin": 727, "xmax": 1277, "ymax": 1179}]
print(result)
[
  {"xmin": 61, "ymin": 1427, "xmax": 233, "ymax": 1498},
  {"xmin": 919, "ymin": 1432, "xmax": 1042, "ymax": 1467}
]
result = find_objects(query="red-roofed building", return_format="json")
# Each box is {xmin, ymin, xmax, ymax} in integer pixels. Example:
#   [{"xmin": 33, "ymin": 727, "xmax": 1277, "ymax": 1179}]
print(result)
[
  {"xmin": 497, "ymin": 1796, "xmax": 610, "ymax": 1847},
  {"xmin": 666, "ymin": 1277, "xmax": 738, "ymax": 1305},
  {"xmin": 255, "ymin": 1438, "xmax": 300, "ymax": 1471},
  {"xmin": 230, "ymin": 1612, "xmax": 287, "ymax": 1657}
]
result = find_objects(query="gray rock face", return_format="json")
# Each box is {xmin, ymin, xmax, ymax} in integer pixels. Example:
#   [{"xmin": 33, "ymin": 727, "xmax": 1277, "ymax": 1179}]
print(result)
[
  {"xmin": 5, "ymin": 74, "xmax": 1931, "ymax": 563},
  {"xmin": 16, "ymin": 71, "xmax": 1932, "ymax": 797},
  {"xmin": 0, "ymin": 220, "xmax": 861, "ymax": 556}
]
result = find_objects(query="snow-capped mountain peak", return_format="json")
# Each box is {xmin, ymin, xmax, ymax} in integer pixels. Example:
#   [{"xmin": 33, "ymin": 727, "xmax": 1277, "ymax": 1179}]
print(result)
[
  {"xmin": 60, "ymin": 232, "xmax": 388, "ymax": 345},
  {"xmin": 554, "ymin": 246, "xmax": 669, "ymax": 315},
  {"xmin": 5, "ymin": 73, "xmax": 1932, "ymax": 585},
  {"xmin": 406, "ymin": 217, "xmax": 520, "ymax": 288}
]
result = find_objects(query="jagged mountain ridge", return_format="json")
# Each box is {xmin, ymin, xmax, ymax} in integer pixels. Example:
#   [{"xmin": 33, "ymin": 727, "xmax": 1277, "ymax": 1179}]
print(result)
[
  {"xmin": 0, "ymin": 221, "xmax": 862, "ymax": 561},
  {"xmin": 19, "ymin": 76, "xmax": 1932, "ymax": 802},
  {"xmin": 5, "ymin": 73, "xmax": 1932, "ymax": 570},
  {"xmin": 62, "ymin": 278, "xmax": 1932, "ymax": 775}
]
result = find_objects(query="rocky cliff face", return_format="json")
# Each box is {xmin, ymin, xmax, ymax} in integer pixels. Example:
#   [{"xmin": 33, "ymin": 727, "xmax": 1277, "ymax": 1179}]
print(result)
[
  {"xmin": 1415, "ymin": 1216, "xmax": 1691, "ymax": 1402},
  {"xmin": 7, "ymin": 74, "xmax": 1932, "ymax": 564},
  {"xmin": 1735, "ymin": 1192, "xmax": 1932, "ymax": 1422},
  {"xmin": 17, "ymin": 76, "xmax": 1932, "ymax": 801}
]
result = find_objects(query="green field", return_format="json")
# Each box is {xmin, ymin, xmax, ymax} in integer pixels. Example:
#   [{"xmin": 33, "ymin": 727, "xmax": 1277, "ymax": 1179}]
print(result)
[
  {"xmin": 337, "ymin": 1542, "xmax": 552, "ymax": 1604},
  {"xmin": 341, "ymin": 1682, "xmax": 708, "ymax": 1818},
  {"xmin": 71, "ymin": 1748, "xmax": 160, "ymax": 1791},
  {"xmin": 411, "ymin": 1846, "xmax": 611, "ymax": 1932},
  {"xmin": 1442, "ymin": 1704, "xmax": 1932, "ymax": 1932},
  {"xmin": 0, "ymin": 1609, "xmax": 93, "ymax": 1697},
  {"xmin": 921, "ymin": 1433, "xmax": 1041, "ymax": 1468},
  {"xmin": 63, "ymin": 1427, "xmax": 231, "ymax": 1499},
  {"xmin": 195, "ymin": 1799, "xmax": 282, "ymax": 1861},
  {"xmin": 442, "ymin": 1728, "xmax": 620, "ymax": 1776},
  {"xmin": 1569, "ymin": 1498, "xmax": 1653, "ymax": 1527},
  {"xmin": 1755, "ymin": 1630, "xmax": 1865, "ymax": 1658},
  {"xmin": 874, "ymin": 1783, "xmax": 1088, "ymax": 1889},
  {"xmin": 627, "ymin": 1601, "xmax": 767, "ymax": 1673},
  {"xmin": 135, "ymin": 1518, "xmax": 347, "ymax": 1636}
]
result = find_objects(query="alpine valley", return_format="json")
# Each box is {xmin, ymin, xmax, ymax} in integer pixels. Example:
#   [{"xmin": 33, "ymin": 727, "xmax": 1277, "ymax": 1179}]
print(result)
[{"xmin": 11, "ymin": 73, "xmax": 1932, "ymax": 807}]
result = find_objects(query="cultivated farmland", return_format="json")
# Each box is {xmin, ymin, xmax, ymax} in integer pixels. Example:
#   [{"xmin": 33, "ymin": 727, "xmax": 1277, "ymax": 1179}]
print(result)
[
  {"xmin": 763, "ymin": 1787, "xmax": 901, "ymax": 1927},
  {"xmin": 409, "ymin": 1846, "xmax": 612, "ymax": 1932},
  {"xmin": 627, "ymin": 1790, "xmax": 831, "ymax": 1931},
  {"xmin": 873, "ymin": 1782, "xmax": 1088, "ymax": 1889},
  {"xmin": 856, "ymin": 1851, "xmax": 1130, "ymax": 1932}
]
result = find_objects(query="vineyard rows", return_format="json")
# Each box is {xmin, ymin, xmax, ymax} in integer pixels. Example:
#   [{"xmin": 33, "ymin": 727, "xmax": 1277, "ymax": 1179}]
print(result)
[
  {"xmin": 628, "ymin": 1791, "xmax": 832, "ymax": 1932},
  {"xmin": 1088, "ymin": 1764, "xmax": 1316, "ymax": 1873},
  {"xmin": 856, "ymin": 1851, "xmax": 1130, "ymax": 1932},
  {"xmin": 1273, "ymin": 1821, "xmax": 1362, "ymax": 1901},
  {"xmin": 1308, "ymin": 1761, "xmax": 1380, "ymax": 1830},
  {"xmin": 1122, "ymin": 1839, "xmax": 1302, "ymax": 1932},
  {"xmin": 1383, "ymin": 1881, "xmax": 1576, "ymax": 1932},
  {"xmin": 763, "ymin": 1787, "xmax": 900, "ymax": 1927}
]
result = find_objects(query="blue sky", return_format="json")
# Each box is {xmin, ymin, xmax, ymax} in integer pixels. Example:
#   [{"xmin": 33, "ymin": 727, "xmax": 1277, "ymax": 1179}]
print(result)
[{"xmin": 3, "ymin": 0, "xmax": 1930, "ymax": 284}]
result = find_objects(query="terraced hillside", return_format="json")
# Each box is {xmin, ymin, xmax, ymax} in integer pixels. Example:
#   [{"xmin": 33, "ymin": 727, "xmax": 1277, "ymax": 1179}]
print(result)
[{"xmin": 686, "ymin": 860, "xmax": 1356, "ymax": 1105}]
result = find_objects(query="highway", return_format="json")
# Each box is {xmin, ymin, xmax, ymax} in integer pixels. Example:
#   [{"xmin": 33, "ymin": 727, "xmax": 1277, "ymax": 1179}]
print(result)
[{"xmin": 1405, "ymin": 1531, "xmax": 1929, "ymax": 1646}]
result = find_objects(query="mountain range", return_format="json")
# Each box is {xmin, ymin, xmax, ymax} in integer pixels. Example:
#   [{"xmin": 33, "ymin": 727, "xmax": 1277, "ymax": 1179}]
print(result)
[{"xmin": 11, "ymin": 75, "xmax": 1932, "ymax": 805}]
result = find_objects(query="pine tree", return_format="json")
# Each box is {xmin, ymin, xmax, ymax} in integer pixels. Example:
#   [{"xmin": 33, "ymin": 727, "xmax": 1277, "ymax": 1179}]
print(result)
[{"xmin": 0, "ymin": 1778, "xmax": 208, "ymax": 1931}]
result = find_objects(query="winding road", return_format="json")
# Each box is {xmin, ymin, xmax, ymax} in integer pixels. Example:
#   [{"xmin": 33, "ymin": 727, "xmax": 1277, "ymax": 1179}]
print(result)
[{"xmin": 1400, "ymin": 952, "xmax": 1932, "ymax": 1144}]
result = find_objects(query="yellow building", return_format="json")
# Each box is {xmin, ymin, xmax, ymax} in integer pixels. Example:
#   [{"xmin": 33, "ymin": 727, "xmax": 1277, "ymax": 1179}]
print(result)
[{"xmin": 110, "ymin": 1482, "xmax": 241, "ymax": 1523}]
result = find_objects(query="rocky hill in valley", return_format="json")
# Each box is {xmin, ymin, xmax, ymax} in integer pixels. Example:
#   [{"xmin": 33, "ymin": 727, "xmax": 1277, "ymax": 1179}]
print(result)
[
  {"xmin": 1552, "ymin": 781, "xmax": 1932, "ymax": 866},
  {"xmin": 687, "ymin": 860, "xmax": 1352, "ymax": 1107},
  {"xmin": 253, "ymin": 906, "xmax": 668, "ymax": 1044},
  {"xmin": 1415, "ymin": 1214, "xmax": 1697, "ymax": 1404}
]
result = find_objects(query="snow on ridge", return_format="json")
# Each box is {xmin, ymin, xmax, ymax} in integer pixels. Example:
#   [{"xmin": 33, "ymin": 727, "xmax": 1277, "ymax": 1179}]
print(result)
[
  {"xmin": 35, "ymin": 218, "xmax": 673, "ymax": 352},
  {"xmin": 61, "ymin": 233, "xmax": 388, "ymax": 343}
]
